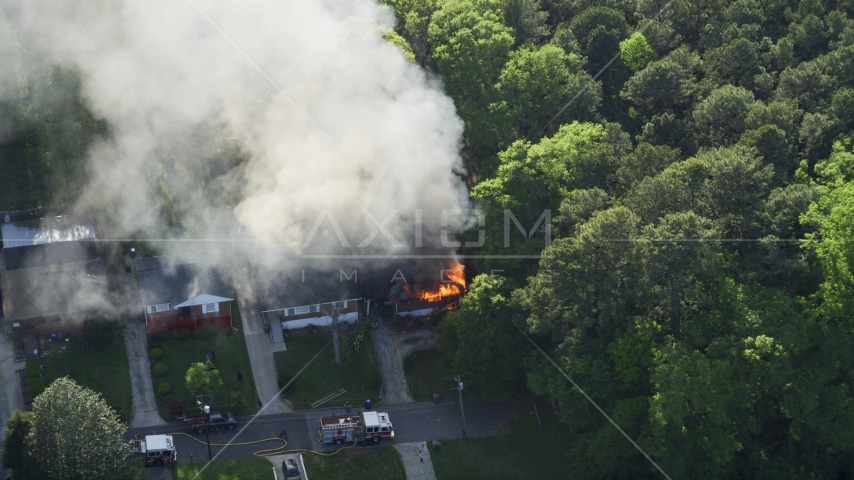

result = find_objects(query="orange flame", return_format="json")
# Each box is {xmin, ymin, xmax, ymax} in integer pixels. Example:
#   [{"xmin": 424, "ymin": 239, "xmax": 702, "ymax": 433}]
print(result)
[{"xmin": 403, "ymin": 263, "xmax": 466, "ymax": 302}]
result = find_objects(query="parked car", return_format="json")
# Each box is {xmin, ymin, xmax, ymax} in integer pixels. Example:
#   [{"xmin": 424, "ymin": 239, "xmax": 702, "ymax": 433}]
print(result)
[
  {"xmin": 283, "ymin": 458, "xmax": 301, "ymax": 479},
  {"xmin": 184, "ymin": 411, "xmax": 237, "ymax": 433}
]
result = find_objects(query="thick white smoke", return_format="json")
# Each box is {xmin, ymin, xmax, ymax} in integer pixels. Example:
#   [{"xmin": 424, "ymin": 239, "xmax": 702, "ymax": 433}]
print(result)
[{"xmin": 2, "ymin": 0, "xmax": 469, "ymax": 256}]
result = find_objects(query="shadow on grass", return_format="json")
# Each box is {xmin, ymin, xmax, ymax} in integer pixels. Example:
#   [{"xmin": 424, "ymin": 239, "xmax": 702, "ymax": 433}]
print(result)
[
  {"xmin": 302, "ymin": 445, "xmax": 406, "ymax": 480},
  {"xmin": 275, "ymin": 331, "xmax": 381, "ymax": 409}
]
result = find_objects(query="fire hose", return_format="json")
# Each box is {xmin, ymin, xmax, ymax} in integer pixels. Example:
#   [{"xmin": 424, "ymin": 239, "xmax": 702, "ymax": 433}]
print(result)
[{"xmin": 166, "ymin": 430, "xmax": 359, "ymax": 457}]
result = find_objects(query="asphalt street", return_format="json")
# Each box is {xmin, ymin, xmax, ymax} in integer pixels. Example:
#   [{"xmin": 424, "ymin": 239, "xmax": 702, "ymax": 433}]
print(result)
[{"xmin": 126, "ymin": 397, "xmax": 514, "ymax": 464}]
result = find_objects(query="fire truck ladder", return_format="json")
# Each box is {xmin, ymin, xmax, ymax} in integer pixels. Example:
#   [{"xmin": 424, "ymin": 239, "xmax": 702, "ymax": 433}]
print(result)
[{"xmin": 312, "ymin": 388, "xmax": 346, "ymax": 409}]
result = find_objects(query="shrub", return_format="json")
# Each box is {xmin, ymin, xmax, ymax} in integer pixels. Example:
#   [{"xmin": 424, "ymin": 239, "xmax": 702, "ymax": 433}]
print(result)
[
  {"xmin": 362, "ymin": 364, "xmax": 382, "ymax": 390},
  {"xmin": 28, "ymin": 378, "xmax": 46, "ymax": 398},
  {"xmin": 25, "ymin": 360, "xmax": 41, "ymax": 378},
  {"xmin": 83, "ymin": 317, "xmax": 121, "ymax": 348},
  {"xmin": 412, "ymin": 318, "xmax": 422, "ymax": 329},
  {"xmin": 390, "ymin": 315, "xmax": 405, "ymax": 330},
  {"xmin": 167, "ymin": 398, "xmax": 184, "ymax": 417},
  {"xmin": 149, "ymin": 348, "xmax": 163, "ymax": 359},
  {"xmin": 157, "ymin": 383, "xmax": 171, "ymax": 396},
  {"xmin": 174, "ymin": 328, "xmax": 192, "ymax": 341},
  {"xmin": 153, "ymin": 363, "xmax": 168, "ymax": 376},
  {"xmin": 194, "ymin": 324, "xmax": 219, "ymax": 340}
]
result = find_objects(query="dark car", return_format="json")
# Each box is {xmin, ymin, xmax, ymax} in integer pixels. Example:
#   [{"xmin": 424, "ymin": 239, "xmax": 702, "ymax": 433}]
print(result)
[
  {"xmin": 283, "ymin": 458, "xmax": 301, "ymax": 479},
  {"xmin": 187, "ymin": 411, "xmax": 237, "ymax": 433}
]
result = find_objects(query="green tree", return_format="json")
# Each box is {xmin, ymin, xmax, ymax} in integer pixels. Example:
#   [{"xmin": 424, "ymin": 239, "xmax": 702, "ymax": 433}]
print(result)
[
  {"xmin": 619, "ymin": 32, "xmax": 658, "ymax": 73},
  {"xmin": 620, "ymin": 59, "xmax": 696, "ymax": 117},
  {"xmin": 185, "ymin": 362, "xmax": 224, "ymax": 396},
  {"xmin": 439, "ymin": 275, "xmax": 530, "ymax": 400},
  {"xmin": 502, "ymin": 0, "xmax": 549, "ymax": 45},
  {"xmin": 802, "ymin": 180, "xmax": 854, "ymax": 317},
  {"xmin": 3, "ymin": 410, "xmax": 33, "ymax": 477},
  {"xmin": 429, "ymin": 0, "xmax": 515, "ymax": 163},
  {"xmin": 25, "ymin": 378, "xmax": 138, "ymax": 480},
  {"xmin": 491, "ymin": 44, "xmax": 600, "ymax": 138},
  {"xmin": 692, "ymin": 85, "xmax": 756, "ymax": 146},
  {"xmin": 814, "ymin": 134, "xmax": 854, "ymax": 185}
]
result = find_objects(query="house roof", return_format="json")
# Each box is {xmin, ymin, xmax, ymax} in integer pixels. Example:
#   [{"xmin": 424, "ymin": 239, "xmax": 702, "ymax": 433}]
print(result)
[
  {"xmin": 135, "ymin": 252, "xmax": 232, "ymax": 307},
  {"xmin": 1, "ymin": 217, "xmax": 96, "ymax": 249},
  {"xmin": 0, "ymin": 259, "xmax": 110, "ymax": 322},
  {"xmin": 1, "ymin": 217, "xmax": 99, "ymax": 270},
  {"xmin": 254, "ymin": 265, "xmax": 360, "ymax": 312},
  {"xmin": 174, "ymin": 294, "xmax": 234, "ymax": 308}
]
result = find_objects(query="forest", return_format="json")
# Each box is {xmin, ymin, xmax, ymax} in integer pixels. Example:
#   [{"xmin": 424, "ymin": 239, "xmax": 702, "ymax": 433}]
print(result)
[{"xmin": 3, "ymin": 0, "xmax": 854, "ymax": 477}]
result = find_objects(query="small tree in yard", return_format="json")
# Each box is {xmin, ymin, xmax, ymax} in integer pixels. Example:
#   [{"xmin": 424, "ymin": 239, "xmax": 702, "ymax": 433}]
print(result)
[
  {"xmin": 25, "ymin": 377, "xmax": 138, "ymax": 480},
  {"xmin": 185, "ymin": 362, "xmax": 223, "ymax": 396},
  {"xmin": 3, "ymin": 410, "xmax": 33, "ymax": 477}
]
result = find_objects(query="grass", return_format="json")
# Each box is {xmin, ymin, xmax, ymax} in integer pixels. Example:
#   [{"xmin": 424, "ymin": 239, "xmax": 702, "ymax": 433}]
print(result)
[
  {"xmin": 149, "ymin": 329, "xmax": 258, "ymax": 419},
  {"xmin": 431, "ymin": 409, "xmax": 575, "ymax": 480},
  {"xmin": 302, "ymin": 446, "xmax": 406, "ymax": 480},
  {"xmin": 403, "ymin": 349, "xmax": 458, "ymax": 402},
  {"xmin": 39, "ymin": 341, "xmax": 133, "ymax": 423},
  {"xmin": 275, "ymin": 330, "xmax": 381, "ymax": 409},
  {"xmin": 172, "ymin": 457, "xmax": 275, "ymax": 479}
]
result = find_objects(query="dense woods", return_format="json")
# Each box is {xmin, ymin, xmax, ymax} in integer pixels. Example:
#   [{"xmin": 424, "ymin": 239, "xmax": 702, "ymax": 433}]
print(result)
[
  {"xmin": 4, "ymin": 0, "xmax": 854, "ymax": 476},
  {"xmin": 385, "ymin": 0, "xmax": 854, "ymax": 477}
]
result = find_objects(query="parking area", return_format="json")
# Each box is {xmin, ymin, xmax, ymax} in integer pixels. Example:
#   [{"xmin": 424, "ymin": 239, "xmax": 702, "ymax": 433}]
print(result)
[{"xmin": 265, "ymin": 453, "xmax": 307, "ymax": 479}]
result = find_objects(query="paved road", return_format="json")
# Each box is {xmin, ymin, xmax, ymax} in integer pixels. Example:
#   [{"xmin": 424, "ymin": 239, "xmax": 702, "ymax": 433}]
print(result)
[{"xmin": 127, "ymin": 398, "xmax": 514, "ymax": 463}]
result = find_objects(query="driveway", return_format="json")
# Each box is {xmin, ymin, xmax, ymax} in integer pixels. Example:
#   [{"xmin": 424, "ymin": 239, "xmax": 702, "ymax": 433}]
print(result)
[
  {"xmin": 371, "ymin": 321, "xmax": 438, "ymax": 405},
  {"xmin": 126, "ymin": 321, "xmax": 166, "ymax": 428},
  {"xmin": 228, "ymin": 240, "xmax": 289, "ymax": 415}
]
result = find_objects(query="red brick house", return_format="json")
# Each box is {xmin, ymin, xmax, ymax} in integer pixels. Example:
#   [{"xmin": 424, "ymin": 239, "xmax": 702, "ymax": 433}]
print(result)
[{"xmin": 135, "ymin": 252, "xmax": 233, "ymax": 334}]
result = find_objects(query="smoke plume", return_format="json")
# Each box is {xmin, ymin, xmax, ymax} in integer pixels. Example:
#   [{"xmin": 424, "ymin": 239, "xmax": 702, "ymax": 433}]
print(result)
[{"xmin": 1, "ymin": 0, "xmax": 469, "ymax": 258}]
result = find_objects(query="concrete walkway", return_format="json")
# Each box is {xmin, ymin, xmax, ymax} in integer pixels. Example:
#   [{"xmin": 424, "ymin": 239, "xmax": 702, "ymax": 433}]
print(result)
[
  {"xmin": 126, "ymin": 322, "xmax": 166, "ymax": 427},
  {"xmin": 109, "ymin": 249, "xmax": 165, "ymax": 428},
  {"xmin": 0, "ymin": 332, "xmax": 24, "ymax": 441},
  {"xmin": 371, "ymin": 321, "xmax": 438, "ymax": 405},
  {"xmin": 393, "ymin": 441, "xmax": 437, "ymax": 480},
  {"xmin": 228, "ymin": 245, "xmax": 289, "ymax": 415}
]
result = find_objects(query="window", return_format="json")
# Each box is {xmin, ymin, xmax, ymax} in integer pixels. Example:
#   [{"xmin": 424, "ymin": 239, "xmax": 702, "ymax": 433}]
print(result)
[
  {"xmin": 145, "ymin": 306, "xmax": 154, "ymax": 314},
  {"xmin": 294, "ymin": 306, "xmax": 310, "ymax": 315},
  {"xmin": 202, "ymin": 303, "xmax": 219, "ymax": 314},
  {"xmin": 309, "ymin": 305, "xmax": 319, "ymax": 313},
  {"xmin": 152, "ymin": 303, "xmax": 170, "ymax": 312}
]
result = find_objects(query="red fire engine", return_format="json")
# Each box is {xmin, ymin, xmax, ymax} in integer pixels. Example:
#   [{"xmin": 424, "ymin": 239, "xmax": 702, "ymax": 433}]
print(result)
[{"xmin": 317, "ymin": 411, "xmax": 394, "ymax": 445}]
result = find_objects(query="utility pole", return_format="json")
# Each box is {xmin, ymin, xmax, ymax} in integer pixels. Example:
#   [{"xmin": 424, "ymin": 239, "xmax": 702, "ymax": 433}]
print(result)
[
  {"xmin": 455, "ymin": 375, "xmax": 467, "ymax": 440},
  {"xmin": 203, "ymin": 404, "xmax": 212, "ymax": 459}
]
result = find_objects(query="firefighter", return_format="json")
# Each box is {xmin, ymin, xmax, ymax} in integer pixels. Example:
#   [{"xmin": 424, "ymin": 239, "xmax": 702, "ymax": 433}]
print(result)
[{"xmin": 345, "ymin": 400, "xmax": 351, "ymax": 413}]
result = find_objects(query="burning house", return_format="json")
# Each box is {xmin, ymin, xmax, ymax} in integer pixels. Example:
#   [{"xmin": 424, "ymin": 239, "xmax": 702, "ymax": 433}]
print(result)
[{"xmin": 364, "ymin": 262, "xmax": 466, "ymax": 318}]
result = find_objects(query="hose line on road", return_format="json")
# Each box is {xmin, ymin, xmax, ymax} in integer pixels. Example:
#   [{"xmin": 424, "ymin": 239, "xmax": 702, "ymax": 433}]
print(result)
[{"xmin": 167, "ymin": 431, "xmax": 359, "ymax": 457}]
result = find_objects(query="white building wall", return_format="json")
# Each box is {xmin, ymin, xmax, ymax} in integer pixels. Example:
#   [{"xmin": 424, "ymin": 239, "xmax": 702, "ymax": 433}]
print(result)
[{"xmin": 280, "ymin": 311, "xmax": 359, "ymax": 330}]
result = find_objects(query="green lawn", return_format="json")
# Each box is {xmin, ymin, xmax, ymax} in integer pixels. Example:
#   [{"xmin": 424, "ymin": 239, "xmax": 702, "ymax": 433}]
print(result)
[
  {"xmin": 275, "ymin": 331, "xmax": 381, "ymax": 409},
  {"xmin": 431, "ymin": 410, "xmax": 575, "ymax": 480},
  {"xmin": 403, "ymin": 349, "xmax": 458, "ymax": 403},
  {"xmin": 173, "ymin": 457, "xmax": 275, "ymax": 479},
  {"xmin": 303, "ymin": 446, "xmax": 406, "ymax": 480},
  {"xmin": 149, "ymin": 329, "xmax": 258, "ymax": 419},
  {"xmin": 39, "ymin": 341, "xmax": 133, "ymax": 423}
]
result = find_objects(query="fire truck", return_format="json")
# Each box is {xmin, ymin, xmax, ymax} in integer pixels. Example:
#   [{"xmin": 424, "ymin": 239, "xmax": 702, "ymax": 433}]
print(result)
[
  {"xmin": 317, "ymin": 411, "xmax": 395, "ymax": 445},
  {"xmin": 130, "ymin": 434, "xmax": 177, "ymax": 466}
]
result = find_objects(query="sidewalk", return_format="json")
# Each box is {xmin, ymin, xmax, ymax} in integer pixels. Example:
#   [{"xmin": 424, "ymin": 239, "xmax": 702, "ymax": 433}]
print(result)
[
  {"xmin": 228, "ymin": 243, "xmax": 289, "ymax": 415},
  {"xmin": 393, "ymin": 441, "xmax": 436, "ymax": 480}
]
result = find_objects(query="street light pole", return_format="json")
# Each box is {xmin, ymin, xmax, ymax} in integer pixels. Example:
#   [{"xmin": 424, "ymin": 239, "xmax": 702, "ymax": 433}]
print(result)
[
  {"xmin": 204, "ymin": 405, "xmax": 212, "ymax": 460},
  {"xmin": 455, "ymin": 375, "xmax": 467, "ymax": 440}
]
